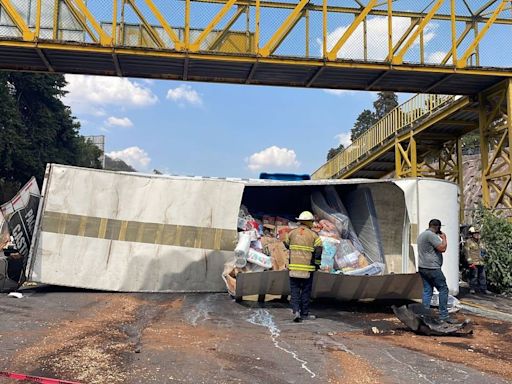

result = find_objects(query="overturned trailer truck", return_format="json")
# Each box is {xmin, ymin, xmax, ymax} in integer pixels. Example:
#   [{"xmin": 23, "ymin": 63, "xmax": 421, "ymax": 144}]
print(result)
[{"xmin": 26, "ymin": 164, "xmax": 459, "ymax": 299}]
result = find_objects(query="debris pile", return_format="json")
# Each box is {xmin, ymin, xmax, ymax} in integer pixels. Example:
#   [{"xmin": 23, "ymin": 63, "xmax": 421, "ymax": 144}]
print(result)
[{"xmin": 222, "ymin": 186, "xmax": 386, "ymax": 296}]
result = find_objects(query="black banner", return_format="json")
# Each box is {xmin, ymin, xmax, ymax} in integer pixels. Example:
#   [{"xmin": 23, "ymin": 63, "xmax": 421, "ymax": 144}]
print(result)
[{"xmin": 1, "ymin": 178, "xmax": 40, "ymax": 261}]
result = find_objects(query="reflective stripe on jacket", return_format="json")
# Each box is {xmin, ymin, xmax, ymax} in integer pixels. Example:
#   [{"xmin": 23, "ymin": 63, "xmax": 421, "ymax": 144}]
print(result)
[
  {"xmin": 464, "ymin": 238, "xmax": 484, "ymax": 265},
  {"xmin": 285, "ymin": 225, "xmax": 322, "ymax": 279}
]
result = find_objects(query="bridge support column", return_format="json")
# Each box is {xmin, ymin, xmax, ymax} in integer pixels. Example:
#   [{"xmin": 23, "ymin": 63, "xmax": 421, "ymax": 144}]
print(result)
[
  {"xmin": 394, "ymin": 133, "xmax": 418, "ymax": 178},
  {"xmin": 478, "ymin": 80, "xmax": 512, "ymax": 212}
]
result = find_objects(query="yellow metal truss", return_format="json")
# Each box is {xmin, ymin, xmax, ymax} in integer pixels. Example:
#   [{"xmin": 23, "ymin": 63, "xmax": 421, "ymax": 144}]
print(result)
[
  {"xmin": 311, "ymin": 93, "xmax": 468, "ymax": 180},
  {"xmin": 479, "ymin": 80, "xmax": 512, "ymax": 210},
  {"xmin": 0, "ymin": 0, "xmax": 511, "ymax": 76}
]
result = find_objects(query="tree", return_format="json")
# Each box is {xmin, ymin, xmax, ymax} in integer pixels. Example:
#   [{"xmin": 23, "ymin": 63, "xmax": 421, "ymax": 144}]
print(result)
[
  {"xmin": 350, "ymin": 109, "xmax": 377, "ymax": 141},
  {"xmin": 104, "ymin": 155, "xmax": 137, "ymax": 172},
  {"xmin": 373, "ymin": 91, "xmax": 398, "ymax": 119},
  {"xmin": 477, "ymin": 208, "xmax": 512, "ymax": 294},
  {"xmin": 348, "ymin": 92, "xmax": 398, "ymax": 142},
  {"xmin": 0, "ymin": 72, "xmax": 101, "ymax": 201},
  {"xmin": 326, "ymin": 144, "xmax": 345, "ymax": 161}
]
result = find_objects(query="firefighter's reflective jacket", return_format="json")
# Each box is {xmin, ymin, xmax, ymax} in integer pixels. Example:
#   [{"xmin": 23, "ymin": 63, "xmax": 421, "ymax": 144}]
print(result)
[{"xmin": 284, "ymin": 225, "xmax": 322, "ymax": 279}]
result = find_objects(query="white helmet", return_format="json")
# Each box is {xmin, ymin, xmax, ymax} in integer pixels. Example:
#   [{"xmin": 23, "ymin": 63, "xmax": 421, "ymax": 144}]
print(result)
[
  {"xmin": 468, "ymin": 226, "xmax": 480, "ymax": 234},
  {"xmin": 296, "ymin": 211, "xmax": 315, "ymax": 221}
]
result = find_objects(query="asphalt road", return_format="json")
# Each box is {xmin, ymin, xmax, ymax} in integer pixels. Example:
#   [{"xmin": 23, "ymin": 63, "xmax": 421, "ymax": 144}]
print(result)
[{"xmin": 0, "ymin": 288, "xmax": 510, "ymax": 384}]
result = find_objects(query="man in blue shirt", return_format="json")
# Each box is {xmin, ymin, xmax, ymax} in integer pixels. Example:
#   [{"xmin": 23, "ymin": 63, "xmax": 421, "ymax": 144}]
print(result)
[{"xmin": 417, "ymin": 219, "xmax": 454, "ymax": 323}]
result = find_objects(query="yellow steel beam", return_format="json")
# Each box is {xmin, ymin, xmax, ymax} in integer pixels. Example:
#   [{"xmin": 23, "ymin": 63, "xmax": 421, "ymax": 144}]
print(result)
[
  {"xmin": 386, "ymin": 18, "xmax": 420, "ymax": 61},
  {"xmin": 322, "ymin": 0, "xmax": 327, "ymax": 58},
  {"xmin": 259, "ymin": 0, "xmax": 309, "ymax": 57},
  {"xmin": 457, "ymin": 138, "xmax": 464, "ymax": 221},
  {"xmin": 479, "ymin": 93, "xmax": 492, "ymax": 207},
  {"xmin": 189, "ymin": 0, "xmax": 512, "ymax": 24},
  {"xmin": 144, "ymin": 0, "xmax": 183, "ymax": 50},
  {"xmin": 63, "ymin": 0, "xmax": 112, "ymax": 45},
  {"xmin": 185, "ymin": 0, "xmax": 190, "ymax": 48},
  {"xmin": 125, "ymin": 0, "xmax": 166, "ymax": 48},
  {"xmin": 392, "ymin": 0, "xmax": 445, "ymax": 65},
  {"xmin": 441, "ymin": 22, "xmax": 472, "ymax": 65},
  {"xmin": 35, "ymin": 0, "xmax": 42, "ymax": 38},
  {"xmin": 190, "ymin": 0, "xmax": 238, "ymax": 52},
  {"xmin": 208, "ymin": 5, "xmax": 247, "ymax": 51},
  {"xmin": 490, "ymin": 177, "xmax": 511, "ymax": 209},
  {"xmin": 324, "ymin": 96, "xmax": 471, "ymax": 179},
  {"xmin": 3, "ymin": 38, "xmax": 512, "ymax": 80},
  {"xmin": 450, "ymin": 0, "xmax": 457, "ymax": 65},
  {"xmin": 475, "ymin": 0, "xmax": 500, "ymax": 16},
  {"xmin": 327, "ymin": 0, "xmax": 377, "ymax": 61},
  {"xmin": 255, "ymin": 0, "xmax": 260, "ymax": 50},
  {"xmin": 507, "ymin": 79, "xmax": 512, "ymax": 182},
  {"xmin": 387, "ymin": 0, "xmax": 392, "ymax": 60},
  {"xmin": 456, "ymin": 0, "xmax": 508, "ymax": 68},
  {"xmin": 0, "ymin": 0, "xmax": 35, "ymax": 40},
  {"xmin": 484, "ymin": 129, "xmax": 509, "ymax": 176},
  {"xmin": 61, "ymin": 0, "xmax": 98, "ymax": 43},
  {"xmin": 411, "ymin": 135, "xmax": 417, "ymax": 177}
]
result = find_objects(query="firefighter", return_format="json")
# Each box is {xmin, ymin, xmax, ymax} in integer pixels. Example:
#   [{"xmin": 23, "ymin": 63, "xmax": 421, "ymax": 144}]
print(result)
[
  {"xmin": 463, "ymin": 226, "xmax": 490, "ymax": 294},
  {"xmin": 284, "ymin": 211, "xmax": 323, "ymax": 323}
]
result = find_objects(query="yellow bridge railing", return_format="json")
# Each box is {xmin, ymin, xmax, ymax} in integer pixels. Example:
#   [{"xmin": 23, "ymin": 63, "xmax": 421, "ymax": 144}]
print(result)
[
  {"xmin": 312, "ymin": 93, "xmax": 456, "ymax": 179},
  {"xmin": 0, "ymin": 0, "xmax": 511, "ymax": 68}
]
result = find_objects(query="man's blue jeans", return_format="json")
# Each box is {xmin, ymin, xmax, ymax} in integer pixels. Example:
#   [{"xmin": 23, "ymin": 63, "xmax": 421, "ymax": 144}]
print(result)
[{"xmin": 418, "ymin": 267, "xmax": 449, "ymax": 320}]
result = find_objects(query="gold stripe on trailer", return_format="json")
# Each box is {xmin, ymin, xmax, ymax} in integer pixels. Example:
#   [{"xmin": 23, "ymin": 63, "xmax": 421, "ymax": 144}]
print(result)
[{"xmin": 41, "ymin": 211, "xmax": 237, "ymax": 251}]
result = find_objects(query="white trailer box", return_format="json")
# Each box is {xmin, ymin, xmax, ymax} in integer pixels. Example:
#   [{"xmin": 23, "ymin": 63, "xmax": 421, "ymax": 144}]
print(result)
[{"xmin": 27, "ymin": 164, "xmax": 459, "ymax": 297}]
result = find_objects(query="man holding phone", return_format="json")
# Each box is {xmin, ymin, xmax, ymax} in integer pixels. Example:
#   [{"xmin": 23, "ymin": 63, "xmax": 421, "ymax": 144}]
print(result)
[{"xmin": 417, "ymin": 218, "xmax": 453, "ymax": 323}]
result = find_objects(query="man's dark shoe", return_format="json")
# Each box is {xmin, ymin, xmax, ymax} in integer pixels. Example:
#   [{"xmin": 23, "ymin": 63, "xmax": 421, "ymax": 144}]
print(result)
[
  {"xmin": 301, "ymin": 314, "xmax": 316, "ymax": 320},
  {"xmin": 293, "ymin": 312, "xmax": 302, "ymax": 323}
]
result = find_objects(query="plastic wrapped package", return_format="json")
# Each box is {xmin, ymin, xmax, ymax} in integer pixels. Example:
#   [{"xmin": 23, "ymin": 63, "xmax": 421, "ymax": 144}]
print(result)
[
  {"xmin": 243, "ymin": 262, "xmax": 266, "ymax": 273},
  {"xmin": 251, "ymin": 240, "xmax": 263, "ymax": 251},
  {"xmin": 234, "ymin": 232, "xmax": 251, "ymax": 268},
  {"xmin": 319, "ymin": 236, "xmax": 340, "ymax": 271},
  {"xmin": 343, "ymin": 188, "xmax": 385, "ymax": 264},
  {"xmin": 247, "ymin": 248, "xmax": 273, "ymax": 269},
  {"xmin": 311, "ymin": 191, "xmax": 347, "ymax": 238},
  {"xmin": 335, "ymin": 239, "xmax": 370, "ymax": 270},
  {"xmin": 341, "ymin": 262, "xmax": 386, "ymax": 276},
  {"xmin": 323, "ymin": 186, "xmax": 364, "ymax": 253}
]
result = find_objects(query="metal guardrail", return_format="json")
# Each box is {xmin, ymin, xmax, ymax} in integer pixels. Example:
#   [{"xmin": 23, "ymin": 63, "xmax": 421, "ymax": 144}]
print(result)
[{"xmin": 312, "ymin": 93, "xmax": 456, "ymax": 180}]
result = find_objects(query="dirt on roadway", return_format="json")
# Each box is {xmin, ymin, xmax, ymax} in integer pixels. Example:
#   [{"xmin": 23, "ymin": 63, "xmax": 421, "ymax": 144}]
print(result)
[{"xmin": 0, "ymin": 287, "xmax": 511, "ymax": 384}]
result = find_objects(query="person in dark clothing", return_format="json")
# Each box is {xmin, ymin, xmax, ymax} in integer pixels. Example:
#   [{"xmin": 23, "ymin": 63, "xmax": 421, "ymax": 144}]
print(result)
[
  {"xmin": 463, "ymin": 226, "xmax": 490, "ymax": 295},
  {"xmin": 416, "ymin": 219, "xmax": 455, "ymax": 324}
]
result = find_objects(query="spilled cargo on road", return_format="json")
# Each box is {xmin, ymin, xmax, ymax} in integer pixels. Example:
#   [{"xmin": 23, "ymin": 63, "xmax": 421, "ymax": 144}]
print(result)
[{"xmin": 20, "ymin": 164, "xmax": 458, "ymax": 299}]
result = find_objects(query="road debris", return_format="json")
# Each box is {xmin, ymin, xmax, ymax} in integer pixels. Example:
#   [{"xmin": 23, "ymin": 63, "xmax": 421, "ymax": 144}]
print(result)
[{"xmin": 392, "ymin": 303, "xmax": 472, "ymax": 336}]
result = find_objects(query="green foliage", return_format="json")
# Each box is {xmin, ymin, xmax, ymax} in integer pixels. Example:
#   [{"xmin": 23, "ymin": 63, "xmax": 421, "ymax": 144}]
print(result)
[
  {"xmin": 326, "ymin": 143, "xmax": 345, "ymax": 161},
  {"xmin": 0, "ymin": 72, "xmax": 101, "ymax": 201},
  {"xmin": 461, "ymin": 132, "xmax": 480, "ymax": 154},
  {"xmin": 475, "ymin": 208, "xmax": 512, "ymax": 294},
  {"xmin": 328, "ymin": 91, "xmax": 398, "ymax": 158},
  {"xmin": 373, "ymin": 91, "xmax": 398, "ymax": 119},
  {"xmin": 351, "ymin": 109, "xmax": 377, "ymax": 141},
  {"xmin": 104, "ymin": 155, "xmax": 137, "ymax": 172}
]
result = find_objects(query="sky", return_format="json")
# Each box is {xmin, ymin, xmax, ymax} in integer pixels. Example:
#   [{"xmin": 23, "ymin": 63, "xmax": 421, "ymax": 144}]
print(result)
[
  {"xmin": 60, "ymin": 1, "xmax": 512, "ymax": 179},
  {"xmin": 66, "ymin": 76, "xmax": 381, "ymax": 177}
]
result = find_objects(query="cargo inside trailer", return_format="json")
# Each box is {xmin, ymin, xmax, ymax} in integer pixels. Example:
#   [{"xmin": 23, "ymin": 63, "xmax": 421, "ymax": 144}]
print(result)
[{"xmin": 239, "ymin": 181, "xmax": 416, "ymax": 275}]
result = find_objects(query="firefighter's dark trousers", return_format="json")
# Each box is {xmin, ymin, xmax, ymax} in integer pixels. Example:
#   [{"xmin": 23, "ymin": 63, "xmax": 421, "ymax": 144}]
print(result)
[{"xmin": 290, "ymin": 275, "xmax": 314, "ymax": 316}]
